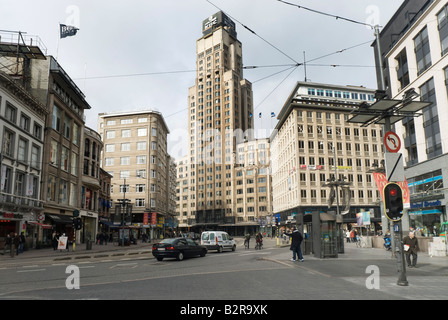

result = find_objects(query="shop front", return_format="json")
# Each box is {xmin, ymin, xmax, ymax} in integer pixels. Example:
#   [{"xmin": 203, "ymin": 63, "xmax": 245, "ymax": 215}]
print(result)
[
  {"xmin": 150, "ymin": 212, "xmax": 166, "ymax": 240},
  {"xmin": 0, "ymin": 211, "xmax": 38, "ymax": 250},
  {"xmin": 0, "ymin": 214, "xmax": 19, "ymax": 250},
  {"xmin": 80, "ymin": 210, "xmax": 98, "ymax": 244},
  {"xmin": 408, "ymin": 199, "xmax": 445, "ymax": 237}
]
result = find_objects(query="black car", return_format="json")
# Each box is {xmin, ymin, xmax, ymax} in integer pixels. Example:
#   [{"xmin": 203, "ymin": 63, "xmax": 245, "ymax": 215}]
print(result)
[{"xmin": 152, "ymin": 237, "xmax": 207, "ymax": 261}]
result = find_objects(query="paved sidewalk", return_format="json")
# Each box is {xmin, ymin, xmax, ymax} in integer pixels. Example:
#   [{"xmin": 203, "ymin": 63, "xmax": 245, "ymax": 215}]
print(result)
[
  {"xmin": 0, "ymin": 240, "xmax": 155, "ymax": 267},
  {"xmin": 1, "ymin": 236, "xmax": 447, "ymax": 268}
]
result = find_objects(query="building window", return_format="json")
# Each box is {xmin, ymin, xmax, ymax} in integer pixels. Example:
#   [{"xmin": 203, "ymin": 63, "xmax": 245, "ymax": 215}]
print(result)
[
  {"xmin": 135, "ymin": 199, "xmax": 145, "ymax": 207},
  {"xmin": 121, "ymin": 129, "xmax": 131, "ymax": 138},
  {"xmin": 121, "ymin": 118, "xmax": 133, "ymax": 124},
  {"xmin": 5, "ymin": 103, "xmax": 17, "ymax": 124},
  {"xmin": 73, "ymin": 123, "xmax": 79, "ymax": 145},
  {"xmin": 136, "ymin": 155, "xmax": 146, "ymax": 164},
  {"xmin": 50, "ymin": 140, "xmax": 59, "ymax": 166},
  {"xmin": 106, "ymin": 131, "xmax": 115, "ymax": 139},
  {"xmin": 33, "ymin": 123, "xmax": 42, "ymax": 140},
  {"xmin": 414, "ymin": 26, "xmax": 432, "ymax": 75},
  {"xmin": 121, "ymin": 143, "xmax": 130, "ymax": 152},
  {"xmin": 71, "ymin": 153, "xmax": 78, "ymax": 176},
  {"xmin": 52, "ymin": 105, "xmax": 61, "ymax": 131},
  {"xmin": 59, "ymin": 179, "xmax": 68, "ymax": 205},
  {"xmin": 31, "ymin": 145, "xmax": 40, "ymax": 169},
  {"xmin": 136, "ymin": 169, "xmax": 146, "ymax": 178},
  {"xmin": 47, "ymin": 175, "xmax": 56, "ymax": 201},
  {"xmin": 61, "ymin": 146, "xmax": 69, "ymax": 171},
  {"xmin": 137, "ymin": 128, "xmax": 147, "ymax": 136},
  {"xmin": 105, "ymin": 144, "xmax": 115, "ymax": 152},
  {"xmin": 395, "ymin": 49, "xmax": 409, "ymax": 89},
  {"xmin": 20, "ymin": 113, "xmax": 30, "ymax": 132},
  {"xmin": 17, "ymin": 138, "xmax": 28, "ymax": 162},
  {"xmin": 420, "ymin": 78, "xmax": 441, "ymax": 159},
  {"xmin": 437, "ymin": 5, "xmax": 448, "ymax": 56},
  {"xmin": 120, "ymin": 157, "xmax": 130, "ymax": 165},
  {"xmin": 137, "ymin": 141, "xmax": 146, "ymax": 150},
  {"xmin": 63, "ymin": 116, "xmax": 71, "ymax": 139},
  {"xmin": 105, "ymin": 158, "xmax": 114, "ymax": 166}
]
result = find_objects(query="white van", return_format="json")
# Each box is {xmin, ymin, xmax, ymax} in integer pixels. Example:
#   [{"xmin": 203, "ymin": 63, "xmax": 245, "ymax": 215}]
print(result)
[{"xmin": 201, "ymin": 231, "xmax": 236, "ymax": 253}]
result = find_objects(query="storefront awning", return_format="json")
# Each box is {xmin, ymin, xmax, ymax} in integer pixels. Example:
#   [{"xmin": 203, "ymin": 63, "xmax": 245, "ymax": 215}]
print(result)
[{"xmin": 46, "ymin": 214, "xmax": 74, "ymax": 224}]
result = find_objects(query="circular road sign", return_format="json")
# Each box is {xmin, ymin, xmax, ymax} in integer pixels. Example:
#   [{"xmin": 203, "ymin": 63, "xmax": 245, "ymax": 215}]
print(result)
[{"xmin": 384, "ymin": 131, "xmax": 401, "ymax": 153}]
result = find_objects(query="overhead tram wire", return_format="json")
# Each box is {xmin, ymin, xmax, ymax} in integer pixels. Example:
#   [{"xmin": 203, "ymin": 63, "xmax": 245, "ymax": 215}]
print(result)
[
  {"xmin": 205, "ymin": 0, "xmax": 301, "ymax": 66},
  {"xmin": 254, "ymin": 65, "xmax": 300, "ymax": 111},
  {"xmin": 73, "ymin": 69, "xmax": 197, "ymax": 81},
  {"xmin": 276, "ymin": 0, "xmax": 377, "ymax": 29}
]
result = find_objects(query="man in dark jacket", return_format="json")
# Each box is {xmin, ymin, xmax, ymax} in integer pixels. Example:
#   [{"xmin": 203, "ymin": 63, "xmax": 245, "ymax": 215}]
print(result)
[
  {"xmin": 403, "ymin": 231, "xmax": 419, "ymax": 267},
  {"xmin": 284, "ymin": 227, "xmax": 304, "ymax": 262}
]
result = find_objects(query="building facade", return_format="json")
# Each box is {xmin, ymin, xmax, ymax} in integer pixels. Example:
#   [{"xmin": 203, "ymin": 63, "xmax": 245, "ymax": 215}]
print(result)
[
  {"xmin": 0, "ymin": 71, "xmax": 47, "ymax": 250},
  {"xmin": 271, "ymin": 81, "xmax": 384, "ymax": 232},
  {"xmin": 184, "ymin": 11, "xmax": 256, "ymax": 234},
  {"xmin": 0, "ymin": 33, "xmax": 102, "ymax": 246},
  {"xmin": 373, "ymin": 0, "xmax": 448, "ymax": 236},
  {"xmin": 176, "ymin": 138, "xmax": 273, "ymax": 236},
  {"xmin": 98, "ymin": 110, "xmax": 174, "ymax": 239}
]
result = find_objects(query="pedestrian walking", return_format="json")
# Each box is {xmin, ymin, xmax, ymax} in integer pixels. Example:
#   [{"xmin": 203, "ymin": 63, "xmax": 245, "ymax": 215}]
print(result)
[
  {"xmin": 403, "ymin": 231, "xmax": 419, "ymax": 268},
  {"xmin": 9, "ymin": 233, "xmax": 15, "ymax": 258},
  {"xmin": 4, "ymin": 233, "xmax": 11, "ymax": 256},
  {"xmin": 350, "ymin": 230, "xmax": 355, "ymax": 243},
  {"xmin": 244, "ymin": 233, "xmax": 251, "ymax": 249},
  {"xmin": 52, "ymin": 231, "xmax": 58, "ymax": 250},
  {"xmin": 346, "ymin": 230, "xmax": 351, "ymax": 243},
  {"xmin": 19, "ymin": 232, "xmax": 25, "ymax": 253},
  {"xmin": 283, "ymin": 227, "xmax": 304, "ymax": 262}
]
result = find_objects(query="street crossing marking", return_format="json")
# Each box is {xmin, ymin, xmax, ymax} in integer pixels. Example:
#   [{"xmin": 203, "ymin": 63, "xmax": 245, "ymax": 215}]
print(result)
[{"xmin": 17, "ymin": 269, "xmax": 46, "ymax": 273}]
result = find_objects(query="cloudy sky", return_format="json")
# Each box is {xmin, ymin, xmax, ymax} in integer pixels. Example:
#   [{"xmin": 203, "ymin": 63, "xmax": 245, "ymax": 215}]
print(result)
[{"xmin": 1, "ymin": 0, "xmax": 402, "ymax": 159}]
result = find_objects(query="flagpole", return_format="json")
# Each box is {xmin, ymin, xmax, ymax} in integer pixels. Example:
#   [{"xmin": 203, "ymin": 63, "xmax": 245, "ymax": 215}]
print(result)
[{"xmin": 56, "ymin": 22, "xmax": 60, "ymax": 60}]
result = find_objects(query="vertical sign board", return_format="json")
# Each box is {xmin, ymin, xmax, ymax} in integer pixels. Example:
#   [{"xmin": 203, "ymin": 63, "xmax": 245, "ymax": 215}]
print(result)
[
  {"xmin": 143, "ymin": 212, "xmax": 149, "ymax": 226},
  {"xmin": 151, "ymin": 212, "xmax": 157, "ymax": 226},
  {"xmin": 385, "ymin": 153, "xmax": 405, "ymax": 182}
]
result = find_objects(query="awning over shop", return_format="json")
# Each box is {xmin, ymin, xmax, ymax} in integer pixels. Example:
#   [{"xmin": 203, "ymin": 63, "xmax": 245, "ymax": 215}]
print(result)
[{"xmin": 46, "ymin": 214, "xmax": 74, "ymax": 224}]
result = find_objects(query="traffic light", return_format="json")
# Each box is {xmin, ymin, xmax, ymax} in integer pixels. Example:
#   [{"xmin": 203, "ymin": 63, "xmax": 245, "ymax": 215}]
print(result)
[
  {"xmin": 73, "ymin": 217, "xmax": 82, "ymax": 230},
  {"xmin": 383, "ymin": 183, "xmax": 404, "ymax": 221}
]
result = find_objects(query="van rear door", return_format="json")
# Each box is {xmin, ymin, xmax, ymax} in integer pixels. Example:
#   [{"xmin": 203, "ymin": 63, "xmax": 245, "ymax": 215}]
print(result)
[{"xmin": 201, "ymin": 232, "xmax": 209, "ymax": 245}]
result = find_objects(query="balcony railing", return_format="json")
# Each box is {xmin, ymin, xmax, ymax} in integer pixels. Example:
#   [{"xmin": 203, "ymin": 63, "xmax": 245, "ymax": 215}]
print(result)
[{"xmin": 0, "ymin": 192, "xmax": 44, "ymax": 209}]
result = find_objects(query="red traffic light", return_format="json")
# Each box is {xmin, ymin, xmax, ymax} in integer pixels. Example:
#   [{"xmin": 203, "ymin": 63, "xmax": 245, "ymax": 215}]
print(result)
[
  {"xmin": 383, "ymin": 183, "xmax": 404, "ymax": 221},
  {"xmin": 389, "ymin": 188, "xmax": 398, "ymax": 197}
]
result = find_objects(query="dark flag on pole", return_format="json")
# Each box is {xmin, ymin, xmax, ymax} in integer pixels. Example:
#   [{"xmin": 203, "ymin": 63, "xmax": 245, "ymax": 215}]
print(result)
[{"xmin": 60, "ymin": 24, "xmax": 79, "ymax": 38}]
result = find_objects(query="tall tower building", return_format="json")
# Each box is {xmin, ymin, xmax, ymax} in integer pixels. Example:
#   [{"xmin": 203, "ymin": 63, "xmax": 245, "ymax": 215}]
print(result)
[{"xmin": 187, "ymin": 11, "xmax": 254, "ymax": 232}]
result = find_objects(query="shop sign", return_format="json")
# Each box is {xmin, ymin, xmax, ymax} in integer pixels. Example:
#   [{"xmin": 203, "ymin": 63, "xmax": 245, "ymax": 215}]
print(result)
[
  {"xmin": 410, "ymin": 200, "xmax": 442, "ymax": 209},
  {"xmin": 1, "ymin": 212, "xmax": 23, "ymax": 220}
]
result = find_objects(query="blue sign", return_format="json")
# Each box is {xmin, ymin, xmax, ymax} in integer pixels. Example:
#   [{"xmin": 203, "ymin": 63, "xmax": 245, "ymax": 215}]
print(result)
[{"xmin": 393, "ymin": 224, "xmax": 400, "ymax": 232}]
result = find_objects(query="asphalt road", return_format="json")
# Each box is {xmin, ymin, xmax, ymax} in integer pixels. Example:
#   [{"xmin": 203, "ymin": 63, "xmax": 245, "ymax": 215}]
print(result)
[
  {"xmin": 1, "ymin": 238, "xmax": 447, "ymax": 318},
  {"xmin": 1, "ymin": 243, "xmax": 438, "ymax": 302}
]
